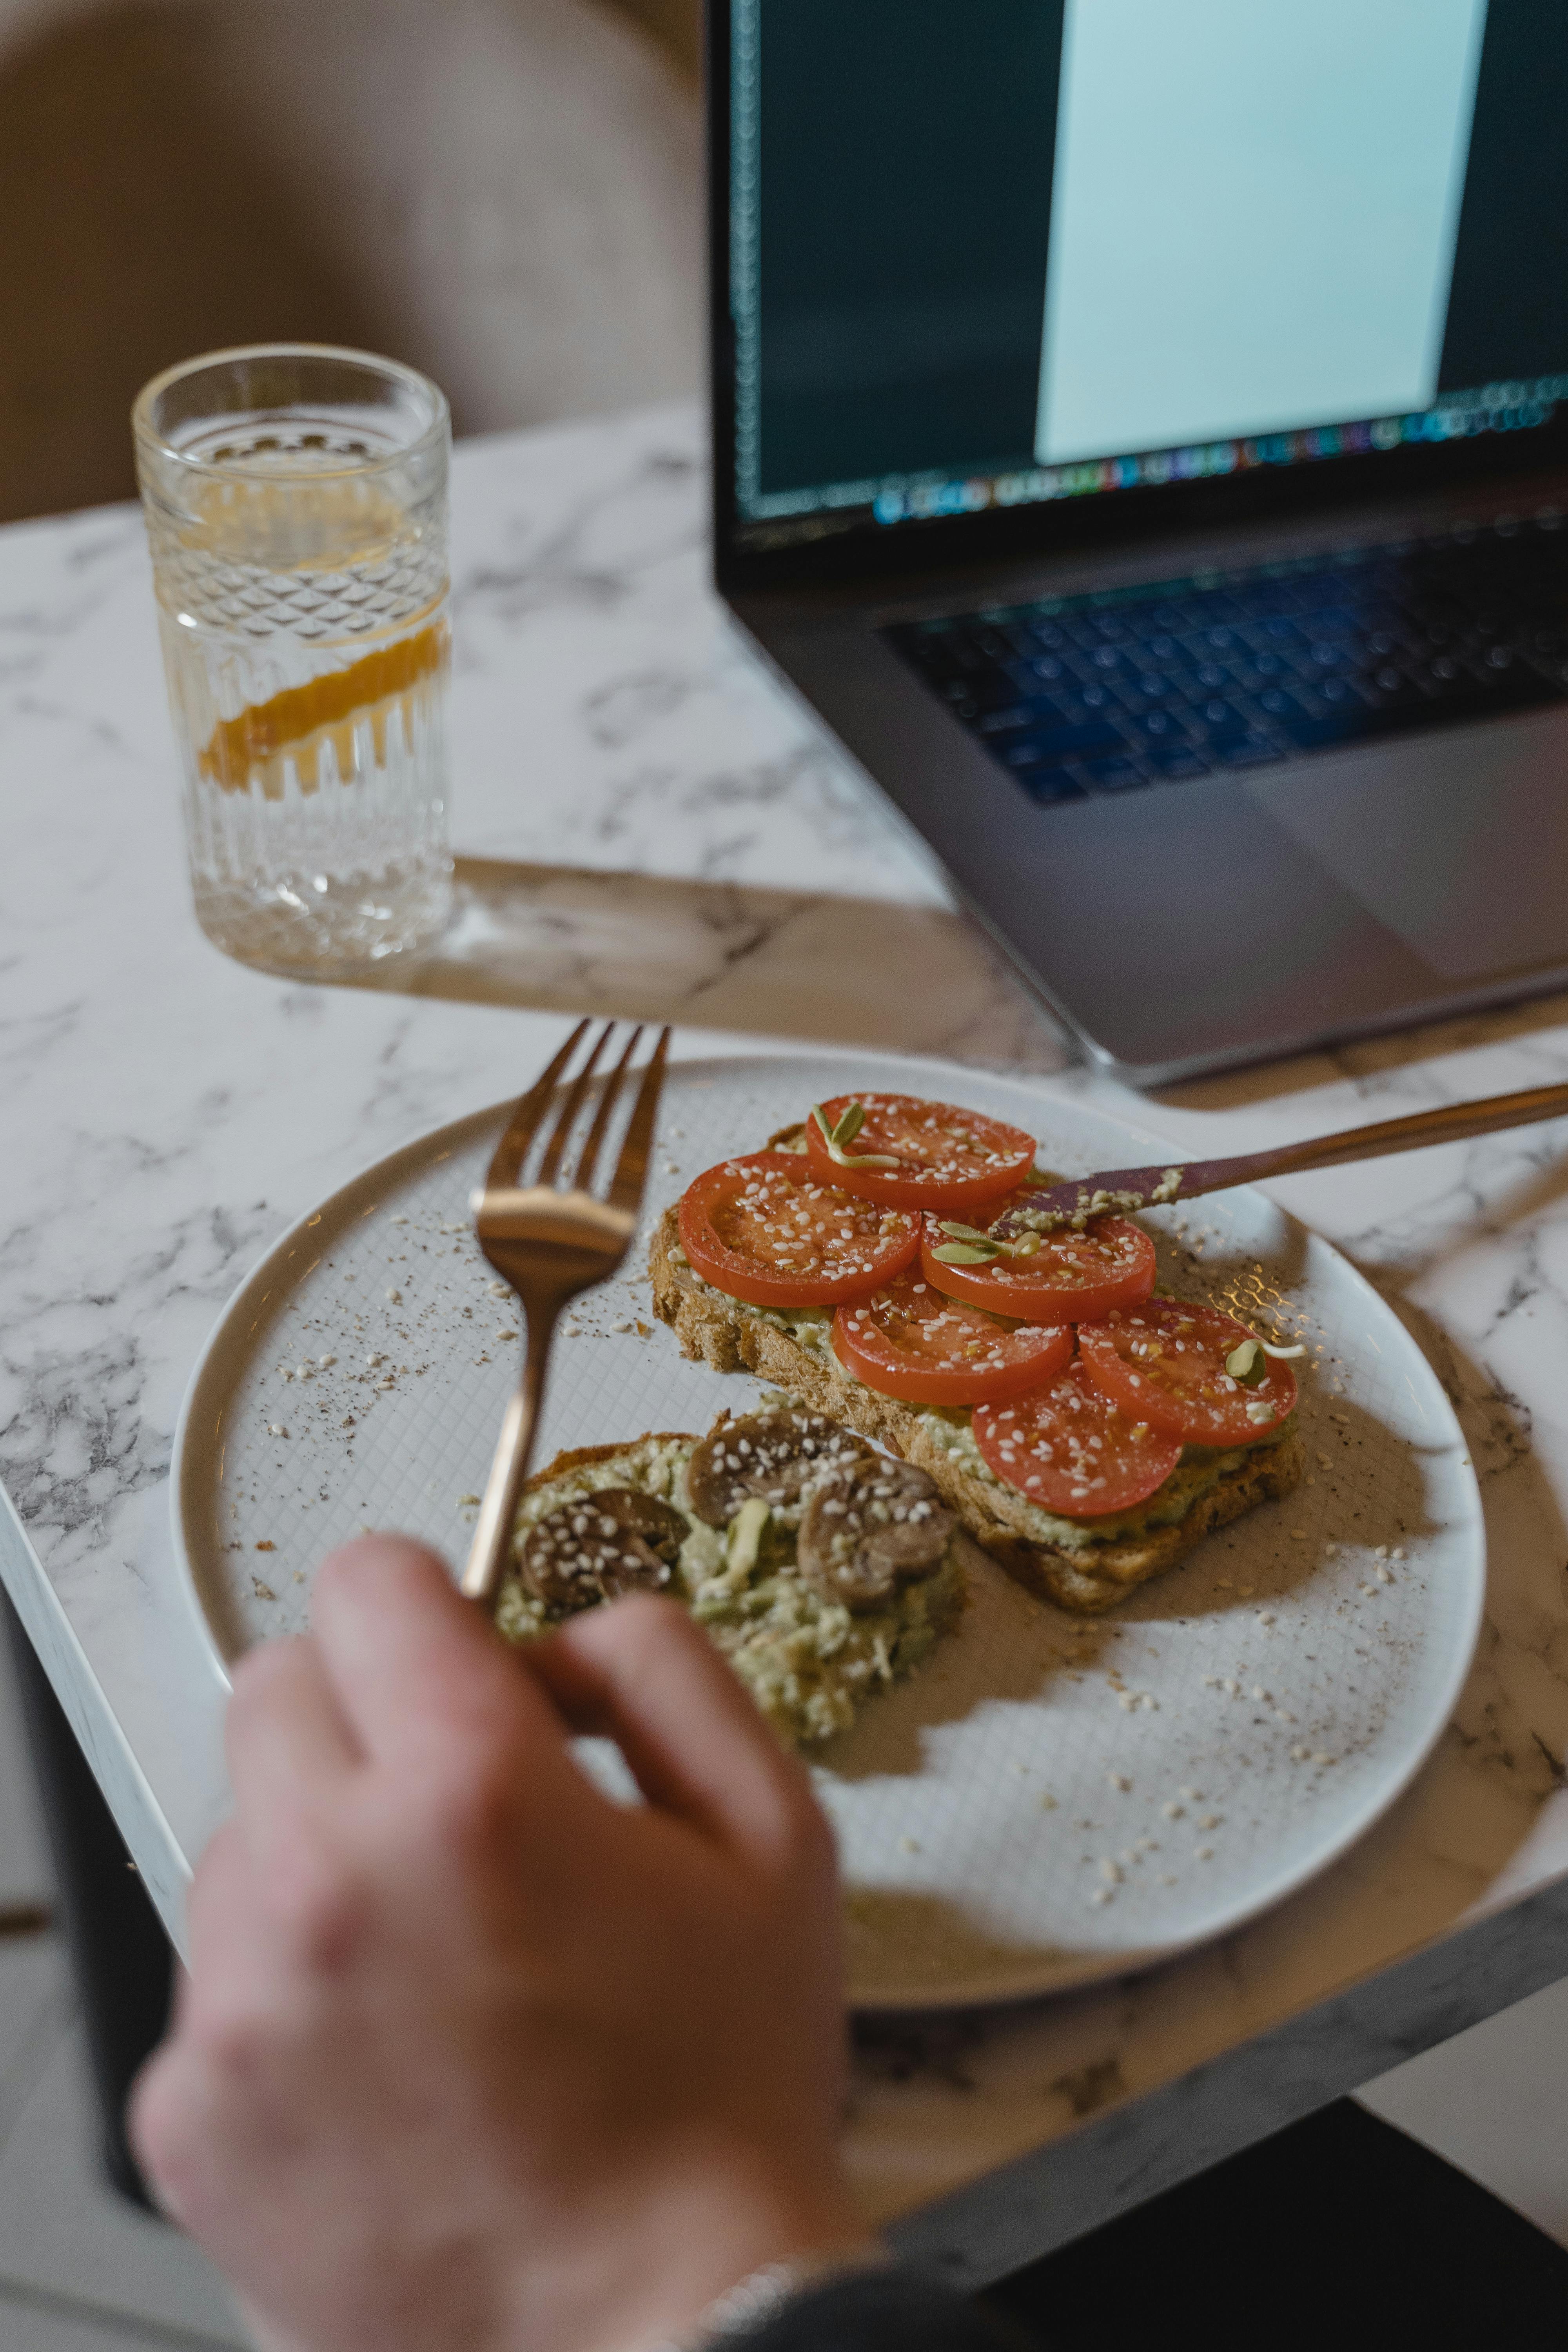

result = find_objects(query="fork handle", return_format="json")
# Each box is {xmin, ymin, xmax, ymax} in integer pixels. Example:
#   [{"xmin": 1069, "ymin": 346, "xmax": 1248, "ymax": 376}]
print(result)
[
  {"xmin": 1180, "ymin": 1079, "xmax": 1568, "ymax": 1200},
  {"xmin": 461, "ymin": 1315, "xmax": 554, "ymax": 1612}
]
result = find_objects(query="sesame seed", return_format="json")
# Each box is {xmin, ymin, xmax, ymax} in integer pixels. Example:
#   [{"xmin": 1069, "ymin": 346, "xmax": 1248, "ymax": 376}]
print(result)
[{"xmin": 1108, "ymin": 1773, "xmax": 1132, "ymax": 1792}]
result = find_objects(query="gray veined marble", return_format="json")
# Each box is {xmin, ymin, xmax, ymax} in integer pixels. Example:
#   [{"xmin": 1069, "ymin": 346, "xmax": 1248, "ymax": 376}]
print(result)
[{"xmin": 5, "ymin": 397, "xmax": 1568, "ymax": 2280}]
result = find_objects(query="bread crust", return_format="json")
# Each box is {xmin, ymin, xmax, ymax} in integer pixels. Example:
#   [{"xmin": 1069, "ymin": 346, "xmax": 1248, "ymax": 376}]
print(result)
[
  {"xmin": 649, "ymin": 1205, "xmax": 1305, "ymax": 1614},
  {"xmin": 517, "ymin": 1434, "xmax": 697, "ymax": 1502}
]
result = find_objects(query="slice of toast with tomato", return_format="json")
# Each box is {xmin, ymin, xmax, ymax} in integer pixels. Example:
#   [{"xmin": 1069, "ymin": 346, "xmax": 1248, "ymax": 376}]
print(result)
[{"xmin": 649, "ymin": 1203, "xmax": 1305, "ymax": 1616}]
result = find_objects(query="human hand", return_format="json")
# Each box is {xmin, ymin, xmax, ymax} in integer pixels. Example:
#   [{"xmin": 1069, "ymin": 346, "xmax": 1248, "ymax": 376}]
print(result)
[{"xmin": 130, "ymin": 1537, "xmax": 864, "ymax": 2352}]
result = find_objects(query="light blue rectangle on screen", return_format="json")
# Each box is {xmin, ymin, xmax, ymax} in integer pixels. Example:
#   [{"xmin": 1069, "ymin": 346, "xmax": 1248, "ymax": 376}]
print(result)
[{"xmin": 1036, "ymin": 0, "xmax": 1488, "ymax": 466}]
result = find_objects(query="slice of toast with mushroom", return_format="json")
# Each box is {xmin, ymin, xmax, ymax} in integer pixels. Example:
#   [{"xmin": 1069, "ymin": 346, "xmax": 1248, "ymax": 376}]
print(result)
[
  {"xmin": 494, "ymin": 1407, "xmax": 968, "ymax": 1748},
  {"xmin": 648, "ymin": 1205, "xmax": 1305, "ymax": 1614}
]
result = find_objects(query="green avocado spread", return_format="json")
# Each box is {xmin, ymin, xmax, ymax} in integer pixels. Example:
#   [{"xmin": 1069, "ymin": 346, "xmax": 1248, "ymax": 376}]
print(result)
[
  {"xmin": 913, "ymin": 1405, "xmax": 1294, "ymax": 1553},
  {"xmin": 496, "ymin": 1435, "xmax": 964, "ymax": 1748},
  {"xmin": 669, "ymin": 1255, "xmax": 1294, "ymax": 1555}
]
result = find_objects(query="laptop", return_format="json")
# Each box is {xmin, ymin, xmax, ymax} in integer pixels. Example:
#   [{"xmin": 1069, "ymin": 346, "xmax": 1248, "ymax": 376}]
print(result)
[{"xmin": 708, "ymin": 0, "xmax": 1568, "ymax": 1084}]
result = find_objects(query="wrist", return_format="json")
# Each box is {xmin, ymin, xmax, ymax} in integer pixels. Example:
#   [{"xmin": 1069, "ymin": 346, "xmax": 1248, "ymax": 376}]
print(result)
[
  {"xmin": 547, "ymin": 2150, "xmax": 867, "ymax": 2352},
  {"xmin": 644, "ymin": 2242, "xmax": 892, "ymax": 2352}
]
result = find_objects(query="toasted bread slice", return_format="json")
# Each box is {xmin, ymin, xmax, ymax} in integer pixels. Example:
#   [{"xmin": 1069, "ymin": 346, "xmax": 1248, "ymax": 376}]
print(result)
[
  {"xmin": 649, "ymin": 1205, "xmax": 1305, "ymax": 1614},
  {"xmin": 493, "ymin": 1424, "xmax": 967, "ymax": 1746}
]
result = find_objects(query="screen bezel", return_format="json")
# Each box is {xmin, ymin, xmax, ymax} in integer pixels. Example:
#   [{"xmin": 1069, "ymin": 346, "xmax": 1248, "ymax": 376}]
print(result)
[{"xmin": 708, "ymin": 2, "xmax": 1568, "ymax": 599}]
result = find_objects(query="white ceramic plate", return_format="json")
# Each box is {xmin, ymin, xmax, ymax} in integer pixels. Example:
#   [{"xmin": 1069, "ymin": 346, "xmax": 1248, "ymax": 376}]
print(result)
[{"xmin": 172, "ymin": 1051, "xmax": 1485, "ymax": 2009}]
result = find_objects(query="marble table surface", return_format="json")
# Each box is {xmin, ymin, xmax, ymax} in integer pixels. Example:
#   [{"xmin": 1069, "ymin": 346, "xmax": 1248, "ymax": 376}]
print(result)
[{"xmin": 6, "ymin": 398, "xmax": 1568, "ymax": 2288}]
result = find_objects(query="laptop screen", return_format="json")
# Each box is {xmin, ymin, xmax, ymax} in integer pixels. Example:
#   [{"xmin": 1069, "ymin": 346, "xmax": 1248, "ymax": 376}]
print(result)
[{"xmin": 725, "ymin": 0, "xmax": 1568, "ymax": 554}]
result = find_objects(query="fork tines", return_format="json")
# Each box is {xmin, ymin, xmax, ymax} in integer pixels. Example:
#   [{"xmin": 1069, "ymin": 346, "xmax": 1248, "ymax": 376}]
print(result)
[{"xmin": 478, "ymin": 1019, "xmax": 671, "ymax": 1207}]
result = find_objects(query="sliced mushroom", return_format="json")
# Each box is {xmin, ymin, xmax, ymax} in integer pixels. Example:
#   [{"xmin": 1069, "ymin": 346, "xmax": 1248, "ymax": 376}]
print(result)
[
  {"xmin": 797, "ymin": 1456, "xmax": 955, "ymax": 1613},
  {"xmin": 519, "ymin": 1488, "xmax": 688, "ymax": 1615},
  {"xmin": 685, "ymin": 1408, "xmax": 875, "ymax": 1528}
]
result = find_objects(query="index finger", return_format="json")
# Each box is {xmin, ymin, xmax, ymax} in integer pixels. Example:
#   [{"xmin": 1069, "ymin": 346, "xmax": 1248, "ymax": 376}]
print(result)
[
  {"xmin": 309, "ymin": 1534, "xmax": 577, "ymax": 1795},
  {"xmin": 227, "ymin": 1634, "xmax": 361, "ymax": 1804}
]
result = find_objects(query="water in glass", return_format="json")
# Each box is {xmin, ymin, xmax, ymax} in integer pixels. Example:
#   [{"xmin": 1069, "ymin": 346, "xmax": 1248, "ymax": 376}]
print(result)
[{"xmin": 135, "ymin": 348, "xmax": 454, "ymax": 976}]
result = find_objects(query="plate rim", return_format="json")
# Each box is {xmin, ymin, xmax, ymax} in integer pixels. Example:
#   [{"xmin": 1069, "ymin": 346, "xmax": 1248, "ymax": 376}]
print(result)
[{"xmin": 169, "ymin": 1045, "xmax": 1487, "ymax": 2009}]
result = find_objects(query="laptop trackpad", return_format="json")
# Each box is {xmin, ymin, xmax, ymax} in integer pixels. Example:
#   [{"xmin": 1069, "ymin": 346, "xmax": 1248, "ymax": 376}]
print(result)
[{"xmin": 1243, "ymin": 707, "xmax": 1568, "ymax": 982}]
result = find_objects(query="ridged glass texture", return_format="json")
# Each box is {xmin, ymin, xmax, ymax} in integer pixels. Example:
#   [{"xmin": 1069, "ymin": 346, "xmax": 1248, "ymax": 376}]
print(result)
[{"xmin": 136, "ymin": 346, "xmax": 454, "ymax": 976}]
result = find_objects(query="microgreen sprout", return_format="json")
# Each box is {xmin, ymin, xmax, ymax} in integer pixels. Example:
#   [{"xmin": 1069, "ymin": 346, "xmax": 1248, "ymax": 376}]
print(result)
[
  {"xmin": 929, "ymin": 1216, "xmax": 1044, "ymax": 1267},
  {"xmin": 810, "ymin": 1102, "xmax": 900, "ymax": 1170},
  {"xmin": 1227, "ymin": 1332, "xmax": 1306, "ymax": 1385}
]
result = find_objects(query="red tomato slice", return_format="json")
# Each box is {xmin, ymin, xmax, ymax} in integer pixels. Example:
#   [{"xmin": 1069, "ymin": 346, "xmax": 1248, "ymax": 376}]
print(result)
[
  {"xmin": 678, "ymin": 1152, "xmax": 918, "ymax": 1308},
  {"xmin": 922, "ymin": 1197, "xmax": 1155, "ymax": 1323},
  {"xmin": 831, "ymin": 1271, "xmax": 1073, "ymax": 1405},
  {"xmin": 1077, "ymin": 1298, "xmax": 1298, "ymax": 1446},
  {"xmin": 802, "ymin": 1092, "xmax": 1035, "ymax": 1214},
  {"xmin": 973, "ymin": 1359, "xmax": 1183, "ymax": 1516}
]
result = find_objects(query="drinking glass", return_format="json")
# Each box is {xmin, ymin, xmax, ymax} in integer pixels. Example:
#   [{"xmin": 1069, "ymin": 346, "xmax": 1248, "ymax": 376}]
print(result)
[{"xmin": 133, "ymin": 344, "xmax": 454, "ymax": 976}]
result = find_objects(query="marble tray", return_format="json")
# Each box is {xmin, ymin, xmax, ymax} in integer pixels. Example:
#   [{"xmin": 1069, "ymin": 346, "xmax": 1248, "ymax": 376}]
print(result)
[{"xmin": 170, "ymin": 1050, "xmax": 1485, "ymax": 2009}]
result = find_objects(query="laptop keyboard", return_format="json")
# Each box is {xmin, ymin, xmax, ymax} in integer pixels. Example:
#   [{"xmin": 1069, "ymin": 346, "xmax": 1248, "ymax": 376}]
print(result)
[{"xmin": 885, "ymin": 513, "xmax": 1568, "ymax": 804}]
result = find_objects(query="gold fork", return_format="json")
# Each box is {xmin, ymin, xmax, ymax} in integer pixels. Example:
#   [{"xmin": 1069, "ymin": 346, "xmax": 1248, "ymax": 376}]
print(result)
[{"xmin": 461, "ymin": 1018, "xmax": 671, "ymax": 1613}]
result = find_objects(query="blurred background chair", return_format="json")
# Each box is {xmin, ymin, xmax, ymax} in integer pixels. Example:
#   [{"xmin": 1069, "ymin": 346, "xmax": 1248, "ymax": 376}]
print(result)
[
  {"xmin": 0, "ymin": 0, "xmax": 702, "ymax": 522},
  {"xmin": 2, "ymin": 1597, "xmax": 171, "ymax": 2211}
]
